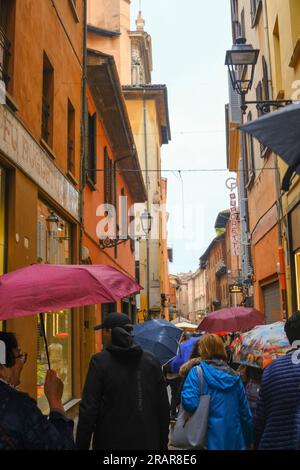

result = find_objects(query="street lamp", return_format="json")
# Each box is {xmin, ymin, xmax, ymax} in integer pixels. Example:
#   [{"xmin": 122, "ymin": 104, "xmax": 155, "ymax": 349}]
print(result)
[
  {"xmin": 140, "ymin": 209, "xmax": 152, "ymax": 237},
  {"xmin": 46, "ymin": 211, "xmax": 59, "ymax": 236},
  {"xmin": 225, "ymin": 37, "xmax": 292, "ymax": 114},
  {"xmin": 225, "ymin": 37, "xmax": 259, "ymax": 97}
]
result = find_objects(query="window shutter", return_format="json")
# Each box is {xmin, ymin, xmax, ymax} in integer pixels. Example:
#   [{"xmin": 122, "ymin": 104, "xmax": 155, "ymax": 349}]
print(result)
[
  {"xmin": 104, "ymin": 148, "xmax": 110, "ymax": 204},
  {"xmin": 92, "ymin": 113, "xmax": 97, "ymax": 185},
  {"xmin": 262, "ymin": 56, "xmax": 270, "ymax": 101}
]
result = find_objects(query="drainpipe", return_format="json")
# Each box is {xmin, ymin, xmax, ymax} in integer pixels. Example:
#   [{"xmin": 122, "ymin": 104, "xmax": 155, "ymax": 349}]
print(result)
[
  {"xmin": 262, "ymin": 0, "xmax": 287, "ymax": 318},
  {"xmin": 79, "ymin": 0, "xmax": 87, "ymax": 263},
  {"xmin": 143, "ymin": 91, "xmax": 150, "ymax": 318}
]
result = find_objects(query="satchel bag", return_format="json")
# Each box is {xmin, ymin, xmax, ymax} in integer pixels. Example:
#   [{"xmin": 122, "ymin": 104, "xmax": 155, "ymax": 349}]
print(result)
[{"xmin": 170, "ymin": 365, "xmax": 210, "ymax": 450}]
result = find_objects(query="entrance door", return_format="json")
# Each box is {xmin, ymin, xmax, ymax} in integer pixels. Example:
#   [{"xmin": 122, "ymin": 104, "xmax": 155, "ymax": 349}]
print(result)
[{"xmin": 263, "ymin": 281, "xmax": 281, "ymax": 324}]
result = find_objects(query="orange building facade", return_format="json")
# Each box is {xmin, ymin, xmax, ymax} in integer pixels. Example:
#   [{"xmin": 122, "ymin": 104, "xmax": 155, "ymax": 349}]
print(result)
[
  {"xmin": 0, "ymin": 0, "xmax": 84, "ymax": 415},
  {"xmin": 83, "ymin": 49, "xmax": 146, "ymax": 355}
]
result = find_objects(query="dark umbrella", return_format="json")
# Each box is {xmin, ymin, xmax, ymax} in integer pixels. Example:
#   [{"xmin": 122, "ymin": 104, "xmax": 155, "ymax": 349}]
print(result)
[
  {"xmin": 133, "ymin": 319, "xmax": 183, "ymax": 366},
  {"xmin": 240, "ymin": 103, "xmax": 300, "ymax": 183},
  {"xmin": 198, "ymin": 307, "xmax": 265, "ymax": 334}
]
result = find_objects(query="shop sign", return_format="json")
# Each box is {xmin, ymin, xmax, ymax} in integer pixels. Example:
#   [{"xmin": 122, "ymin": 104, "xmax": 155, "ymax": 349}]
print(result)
[
  {"xmin": 0, "ymin": 105, "xmax": 79, "ymax": 220},
  {"xmin": 229, "ymin": 284, "xmax": 243, "ymax": 294},
  {"xmin": 226, "ymin": 178, "xmax": 239, "ymax": 257}
]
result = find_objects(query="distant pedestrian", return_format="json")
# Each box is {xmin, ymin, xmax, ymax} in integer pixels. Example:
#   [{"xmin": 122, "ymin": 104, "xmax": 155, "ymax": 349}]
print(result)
[
  {"xmin": 254, "ymin": 312, "xmax": 300, "ymax": 450},
  {"xmin": 181, "ymin": 334, "xmax": 253, "ymax": 450},
  {"xmin": 0, "ymin": 332, "xmax": 74, "ymax": 450},
  {"xmin": 238, "ymin": 365, "xmax": 262, "ymax": 421},
  {"xmin": 76, "ymin": 313, "xmax": 170, "ymax": 450}
]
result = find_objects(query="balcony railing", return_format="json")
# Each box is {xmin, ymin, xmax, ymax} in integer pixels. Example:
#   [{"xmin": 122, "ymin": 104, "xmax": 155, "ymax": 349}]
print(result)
[{"xmin": 0, "ymin": 25, "xmax": 11, "ymax": 86}]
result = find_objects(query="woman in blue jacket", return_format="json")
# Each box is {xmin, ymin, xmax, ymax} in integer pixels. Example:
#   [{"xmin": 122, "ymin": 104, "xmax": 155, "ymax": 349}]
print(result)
[{"xmin": 181, "ymin": 334, "xmax": 253, "ymax": 450}]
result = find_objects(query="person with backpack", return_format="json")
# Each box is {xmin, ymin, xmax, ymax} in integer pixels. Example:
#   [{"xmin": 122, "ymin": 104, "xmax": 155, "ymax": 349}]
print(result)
[{"xmin": 0, "ymin": 332, "xmax": 74, "ymax": 450}]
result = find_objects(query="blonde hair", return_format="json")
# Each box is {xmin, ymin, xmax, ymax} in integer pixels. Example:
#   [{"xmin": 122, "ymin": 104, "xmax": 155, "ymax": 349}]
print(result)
[{"xmin": 198, "ymin": 334, "xmax": 227, "ymax": 362}]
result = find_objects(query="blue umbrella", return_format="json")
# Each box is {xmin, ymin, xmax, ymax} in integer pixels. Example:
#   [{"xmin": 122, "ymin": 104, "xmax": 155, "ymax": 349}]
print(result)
[
  {"xmin": 170, "ymin": 336, "xmax": 202, "ymax": 374},
  {"xmin": 133, "ymin": 319, "xmax": 183, "ymax": 366}
]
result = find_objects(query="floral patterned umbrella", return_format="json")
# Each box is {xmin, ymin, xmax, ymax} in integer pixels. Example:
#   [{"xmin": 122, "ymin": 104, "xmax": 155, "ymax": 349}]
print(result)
[{"xmin": 231, "ymin": 321, "xmax": 290, "ymax": 369}]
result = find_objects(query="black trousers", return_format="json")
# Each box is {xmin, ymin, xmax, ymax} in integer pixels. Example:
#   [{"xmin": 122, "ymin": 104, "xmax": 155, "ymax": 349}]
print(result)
[{"xmin": 169, "ymin": 377, "xmax": 181, "ymax": 418}]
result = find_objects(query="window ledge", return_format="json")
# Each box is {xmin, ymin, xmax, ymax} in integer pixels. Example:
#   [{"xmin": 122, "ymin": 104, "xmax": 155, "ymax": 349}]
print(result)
[
  {"xmin": 40, "ymin": 138, "xmax": 56, "ymax": 160},
  {"xmin": 289, "ymin": 38, "xmax": 300, "ymax": 68},
  {"xmin": 68, "ymin": 0, "xmax": 80, "ymax": 23},
  {"xmin": 67, "ymin": 170, "xmax": 79, "ymax": 186}
]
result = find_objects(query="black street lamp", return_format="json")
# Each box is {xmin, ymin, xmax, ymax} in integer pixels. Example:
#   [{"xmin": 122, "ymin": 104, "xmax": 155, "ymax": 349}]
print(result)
[
  {"xmin": 225, "ymin": 37, "xmax": 292, "ymax": 114},
  {"xmin": 225, "ymin": 37, "xmax": 259, "ymax": 97}
]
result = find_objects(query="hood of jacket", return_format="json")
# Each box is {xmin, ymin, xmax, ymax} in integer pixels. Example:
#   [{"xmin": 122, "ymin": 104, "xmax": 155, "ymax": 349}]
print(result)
[
  {"xmin": 201, "ymin": 359, "xmax": 240, "ymax": 391},
  {"xmin": 107, "ymin": 327, "xmax": 143, "ymax": 360}
]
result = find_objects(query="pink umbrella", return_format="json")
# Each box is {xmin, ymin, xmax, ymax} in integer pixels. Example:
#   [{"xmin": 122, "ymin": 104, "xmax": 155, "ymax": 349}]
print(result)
[
  {"xmin": 198, "ymin": 307, "xmax": 265, "ymax": 333},
  {"xmin": 0, "ymin": 264, "xmax": 142, "ymax": 368}
]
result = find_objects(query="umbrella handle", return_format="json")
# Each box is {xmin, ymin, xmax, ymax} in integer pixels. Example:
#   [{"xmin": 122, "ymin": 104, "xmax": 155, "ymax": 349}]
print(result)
[{"xmin": 39, "ymin": 313, "xmax": 51, "ymax": 370}]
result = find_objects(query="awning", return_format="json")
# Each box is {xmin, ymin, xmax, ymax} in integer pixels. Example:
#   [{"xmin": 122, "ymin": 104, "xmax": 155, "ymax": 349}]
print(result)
[{"xmin": 240, "ymin": 103, "xmax": 300, "ymax": 189}]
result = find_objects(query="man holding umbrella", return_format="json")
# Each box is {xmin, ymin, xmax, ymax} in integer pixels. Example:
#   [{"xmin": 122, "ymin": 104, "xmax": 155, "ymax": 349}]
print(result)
[
  {"xmin": 76, "ymin": 313, "xmax": 170, "ymax": 450},
  {"xmin": 0, "ymin": 332, "xmax": 74, "ymax": 450}
]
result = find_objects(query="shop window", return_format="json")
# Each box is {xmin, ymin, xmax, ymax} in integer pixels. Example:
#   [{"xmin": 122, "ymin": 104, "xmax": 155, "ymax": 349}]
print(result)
[
  {"xmin": 41, "ymin": 52, "xmax": 54, "ymax": 147},
  {"xmin": 0, "ymin": 167, "xmax": 6, "ymax": 331},
  {"xmin": 291, "ymin": 204, "xmax": 300, "ymax": 311},
  {"xmin": 101, "ymin": 302, "xmax": 117, "ymax": 348},
  {"xmin": 37, "ymin": 200, "xmax": 73, "ymax": 413},
  {"xmin": 67, "ymin": 99, "xmax": 75, "ymax": 175},
  {"xmin": 295, "ymin": 252, "xmax": 300, "ymax": 311}
]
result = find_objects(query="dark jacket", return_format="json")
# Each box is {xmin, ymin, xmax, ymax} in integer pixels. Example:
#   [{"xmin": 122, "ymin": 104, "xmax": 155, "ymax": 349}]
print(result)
[
  {"xmin": 76, "ymin": 327, "xmax": 170, "ymax": 450},
  {"xmin": 0, "ymin": 380, "xmax": 74, "ymax": 450},
  {"xmin": 254, "ymin": 350, "xmax": 300, "ymax": 450}
]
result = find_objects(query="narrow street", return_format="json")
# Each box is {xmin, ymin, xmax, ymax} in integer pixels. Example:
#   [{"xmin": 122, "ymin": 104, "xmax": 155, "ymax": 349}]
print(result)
[{"xmin": 0, "ymin": 0, "xmax": 300, "ymax": 459}]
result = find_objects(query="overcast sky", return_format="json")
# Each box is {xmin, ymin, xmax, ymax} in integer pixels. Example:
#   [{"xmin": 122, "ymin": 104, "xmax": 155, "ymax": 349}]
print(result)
[{"xmin": 131, "ymin": 0, "xmax": 234, "ymax": 275}]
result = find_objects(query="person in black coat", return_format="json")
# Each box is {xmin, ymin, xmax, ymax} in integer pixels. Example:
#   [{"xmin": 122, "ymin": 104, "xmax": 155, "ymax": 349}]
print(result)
[
  {"xmin": 76, "ymin": 313, "xmax": 170, "ymax": 451},
  {"xmin": 0, "ymin": 332, "xmax": 74, "ymax": 450}
]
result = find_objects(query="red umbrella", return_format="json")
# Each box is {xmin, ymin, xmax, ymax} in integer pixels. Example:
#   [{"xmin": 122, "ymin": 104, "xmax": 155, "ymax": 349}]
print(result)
[
  {"xmin": 198, "ymin": 307, "xmax": 265, "ymax": 333},
  {"xmin": 0, "ymin": 264, "xmax": 142, "ymax": 368}
]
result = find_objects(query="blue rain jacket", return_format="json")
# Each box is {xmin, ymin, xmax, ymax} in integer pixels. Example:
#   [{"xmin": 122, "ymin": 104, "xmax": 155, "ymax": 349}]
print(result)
[{"xmin": 181, "ymin": 361, "xmax": 253, "ymax": 450}]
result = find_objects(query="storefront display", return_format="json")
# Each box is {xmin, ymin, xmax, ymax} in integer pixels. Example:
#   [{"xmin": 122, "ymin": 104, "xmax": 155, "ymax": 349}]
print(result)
[
  {"xmin": 0, "ymin": 166, "xmax": 6, "ymax": 331},
  {"xmin": 291, "ymin": 203, "xmax": 300, "ymax": 311},
  {"xmin": 37, "ymin": 199, "xmax": 73, "ymax": 412}
]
